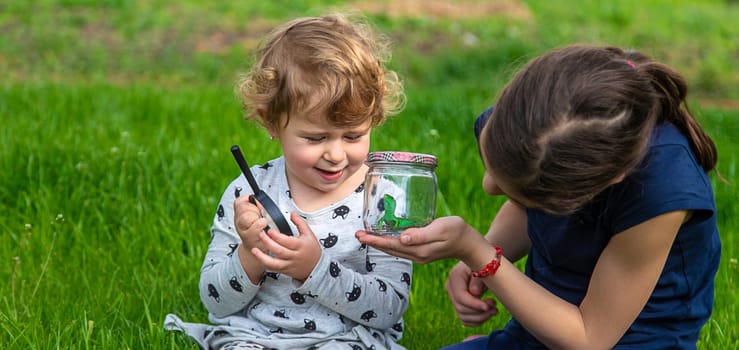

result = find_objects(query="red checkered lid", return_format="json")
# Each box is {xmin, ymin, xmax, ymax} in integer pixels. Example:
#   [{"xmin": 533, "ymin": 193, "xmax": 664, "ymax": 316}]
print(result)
[{"xmin": 367, "ymin": 151, "xmax": 438, "ymax": 167}]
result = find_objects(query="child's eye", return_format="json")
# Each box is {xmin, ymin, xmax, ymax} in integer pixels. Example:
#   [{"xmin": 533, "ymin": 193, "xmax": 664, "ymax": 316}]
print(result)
[
  {"xmin": 345, "ymin": 133, "xmax": 367, "ymax": 141},
  {"xmin": 304, "ymin": 136, "xmax": 325, "ymax": 142}
]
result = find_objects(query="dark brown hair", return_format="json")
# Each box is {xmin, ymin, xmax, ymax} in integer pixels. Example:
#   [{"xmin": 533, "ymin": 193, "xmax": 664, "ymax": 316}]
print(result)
[{"xmin": 481, "ymin": 44, "xmax": 717, "ymax": 215}]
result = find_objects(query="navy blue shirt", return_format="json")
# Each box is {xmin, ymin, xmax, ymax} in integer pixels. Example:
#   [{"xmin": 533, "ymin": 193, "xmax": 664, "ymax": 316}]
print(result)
[{"xmin": 503, "ymin": 123, "xmax": 721, "ymax": 349}]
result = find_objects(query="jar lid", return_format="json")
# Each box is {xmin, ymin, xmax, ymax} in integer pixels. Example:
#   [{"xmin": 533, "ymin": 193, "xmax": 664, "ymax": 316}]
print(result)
[{"xmin": 367, "ymin": 151, "xmax": 438, "ymax": 166}]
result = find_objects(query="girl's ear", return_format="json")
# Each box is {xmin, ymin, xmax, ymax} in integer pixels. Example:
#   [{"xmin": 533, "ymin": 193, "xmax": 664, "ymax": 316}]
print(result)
[{"xmin": 610, "ymin": 173, "xmax": 626, "ymax": 185}]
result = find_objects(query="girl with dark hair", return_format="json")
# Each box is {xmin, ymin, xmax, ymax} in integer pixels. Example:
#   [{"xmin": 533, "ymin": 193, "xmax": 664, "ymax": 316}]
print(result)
[{"xmin": 357, "ymin": 44, "xmax": 721, "ymax": 349}]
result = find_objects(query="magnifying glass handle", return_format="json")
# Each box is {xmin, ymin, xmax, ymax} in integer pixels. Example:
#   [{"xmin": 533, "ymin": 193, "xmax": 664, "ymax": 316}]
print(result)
[
  {"xmin": 231, "ymin": 145, "xmax": 261, "ymax": 194},
  {"xmin": 231, "ymin": 145, "xmax": 295, "ymax": 236}
]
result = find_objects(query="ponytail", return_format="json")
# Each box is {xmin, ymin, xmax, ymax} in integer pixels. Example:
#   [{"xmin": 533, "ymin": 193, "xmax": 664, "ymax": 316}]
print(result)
[{"xmin": 639, "ymin": 59, "xmax": 718, "ymax": 172}]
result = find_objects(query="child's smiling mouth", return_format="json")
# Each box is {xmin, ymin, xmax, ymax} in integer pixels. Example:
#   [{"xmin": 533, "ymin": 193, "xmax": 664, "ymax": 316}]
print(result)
[{"xmin": 316, "ymin": 167, "xmax": 344, "ymax": 181}]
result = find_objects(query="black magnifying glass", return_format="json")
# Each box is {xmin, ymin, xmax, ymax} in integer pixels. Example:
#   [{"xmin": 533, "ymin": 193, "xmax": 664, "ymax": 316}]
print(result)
[{"xmin": 231, "ymin": 145, "xmax": 294, "ymax": 236}]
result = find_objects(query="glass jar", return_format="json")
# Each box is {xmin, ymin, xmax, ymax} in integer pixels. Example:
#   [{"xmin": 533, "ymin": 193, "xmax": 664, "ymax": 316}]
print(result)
[{"xmin": 363, "ymin": 151, "xmax": 438, "ymax": 236}]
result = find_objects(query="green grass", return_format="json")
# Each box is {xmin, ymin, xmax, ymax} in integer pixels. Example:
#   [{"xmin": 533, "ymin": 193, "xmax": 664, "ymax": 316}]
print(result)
[{"xmin": 1, "ymin": 0, "xmax": 737, "ymax": 348}]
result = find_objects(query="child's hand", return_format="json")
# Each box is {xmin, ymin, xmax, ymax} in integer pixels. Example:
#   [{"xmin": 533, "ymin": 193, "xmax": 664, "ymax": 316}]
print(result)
[
  {"xmin": 233, "ymin": 195, "xmax": 272, "ymax": 283},
  {"xmin": 250, "ymin": 212, "xmax": 322, "ymax": 282},
  {"xmin": 233, "ymin": 195, "xmax": 269, "ymax": 252}
]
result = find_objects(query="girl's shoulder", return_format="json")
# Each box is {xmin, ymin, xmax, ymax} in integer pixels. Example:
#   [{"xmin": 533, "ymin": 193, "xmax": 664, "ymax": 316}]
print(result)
[
  {"xmin": 605, "ymin": 123, "xmax": 715, "ymax": 232},
  {"xmin": 649, "ymin": 122, "xmax": 689, "ymax": 147}
]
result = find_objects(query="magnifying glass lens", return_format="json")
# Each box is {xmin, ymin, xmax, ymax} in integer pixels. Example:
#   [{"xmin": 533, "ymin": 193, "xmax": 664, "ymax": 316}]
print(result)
[{"xmin": 250, "ymin": 193, "xmax": 294, "ymax": 236}]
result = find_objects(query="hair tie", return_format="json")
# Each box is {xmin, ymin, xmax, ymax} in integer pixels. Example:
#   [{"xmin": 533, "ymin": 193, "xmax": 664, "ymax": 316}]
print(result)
[{"xmin": 626, "ymin": 60, "xmax": 636, "ymax": 69}]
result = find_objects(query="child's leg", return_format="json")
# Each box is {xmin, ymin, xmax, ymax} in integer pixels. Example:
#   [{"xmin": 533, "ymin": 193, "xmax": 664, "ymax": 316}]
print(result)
[{"xmin": 220, "ymin": 340, "xmax": 265, "ymax": 350}]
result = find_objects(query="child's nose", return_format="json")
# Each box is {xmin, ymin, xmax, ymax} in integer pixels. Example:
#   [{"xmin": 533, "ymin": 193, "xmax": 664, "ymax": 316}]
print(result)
[{"xmin": 323, "ymin": 141, "xmax": 346, "ymax": 163}]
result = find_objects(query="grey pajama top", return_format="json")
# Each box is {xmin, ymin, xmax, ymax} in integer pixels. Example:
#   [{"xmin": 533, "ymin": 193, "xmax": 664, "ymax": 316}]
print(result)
[{"xmin": 165, "ymin": 157, "xmax": 412, "ymax": 350}]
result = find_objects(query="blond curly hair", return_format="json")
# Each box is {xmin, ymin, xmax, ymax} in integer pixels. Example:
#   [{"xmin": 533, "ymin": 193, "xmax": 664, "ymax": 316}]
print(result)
[{"xmin": 237, "ymin": 12, "xmax": 405, "ymax": 130}]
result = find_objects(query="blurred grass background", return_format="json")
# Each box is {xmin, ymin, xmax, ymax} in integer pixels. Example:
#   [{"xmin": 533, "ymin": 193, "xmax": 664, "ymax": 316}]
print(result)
[{"xmin": 1, "ymin": 0, "xmax": 737, "ymax": 348}]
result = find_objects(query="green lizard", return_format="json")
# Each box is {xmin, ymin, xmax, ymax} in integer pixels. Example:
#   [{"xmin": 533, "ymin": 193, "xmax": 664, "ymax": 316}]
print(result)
[{"xmin": 376, "ymin": 194, "xmax": 417, "ymax": 230}]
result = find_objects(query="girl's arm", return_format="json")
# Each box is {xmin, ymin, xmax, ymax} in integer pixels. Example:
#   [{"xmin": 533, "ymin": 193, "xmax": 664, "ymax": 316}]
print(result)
[
  {"xmin": 358, "ymin": 209, "xmax": 686, "ymax": 349},
  {"xmin": 466, "ymin": 210, "xmax": 687, "ymax": 349},
  {"xmin": 483, "ymin": 200, "xmax": 530, "ymax": 261},
  {"xmin": 444, "ymin": 200, "xmax": 530, "ymax": 326}
]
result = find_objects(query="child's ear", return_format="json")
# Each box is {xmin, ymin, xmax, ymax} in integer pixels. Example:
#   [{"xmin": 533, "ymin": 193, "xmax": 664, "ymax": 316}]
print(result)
[
  {"xmin": 257, "ymin": 109, "xmax": 278, "ymax": 139},
  {"xmin": 267, "ymin": 129, "xmax": 277, "ymax": 140},
  {"xmin": 256, "ymin": 108, "xmax": 267, "ymax": 121}
]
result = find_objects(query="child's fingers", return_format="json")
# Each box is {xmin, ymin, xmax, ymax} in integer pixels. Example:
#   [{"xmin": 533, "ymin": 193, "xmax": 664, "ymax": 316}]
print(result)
[
  {"xmin": 290, "ymin": 212, "xmax": 315, "ymax": 239},
  {"xmin": 234, "ymin": 195, "xmax": 258, "ymax": 213},
  {"xmin": 259, "ymin": 229, "xmax": 280, "ymax": 250},
  {"xmin": 234, "ymin": 196, "xmax": 277, "ymax": 236},
  {"xmin": 234, "ymin": 211, "xmax": 267, "ymax": 233},
  {"xmin": 250, "ymin": 246, "xmax": 286, "ymax": 271},
  {"xmin": 234, "ymin": 197, "xmax": 260, "ymax": 221},
  {"xmin": 263, "ymin": 227, "xmax": 297, "ymax": 250}
]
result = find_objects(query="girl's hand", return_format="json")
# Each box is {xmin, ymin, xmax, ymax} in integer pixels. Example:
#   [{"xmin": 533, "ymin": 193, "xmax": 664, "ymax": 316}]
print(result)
[
  {"xmin": 250, "ymin": 213, "xmax": 322, "ymax": 282},
  {"xmin": 355, "ymin": 216, "xmax": 484, "ymax": 263},
  {"xmin": 445, "ymin": 261, "xmax": 499, "ymax": 327}
]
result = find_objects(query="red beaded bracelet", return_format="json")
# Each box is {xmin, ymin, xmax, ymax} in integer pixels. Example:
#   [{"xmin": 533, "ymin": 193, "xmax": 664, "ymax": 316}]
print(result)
[{"xmin": 471, "ymin": 246, "xmax": 503, "ymax": 278}]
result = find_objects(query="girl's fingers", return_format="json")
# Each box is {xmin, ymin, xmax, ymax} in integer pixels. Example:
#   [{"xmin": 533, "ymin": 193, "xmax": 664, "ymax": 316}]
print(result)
[
  {"xmin": 446, "ymin": 275, "xmax": 489, "ymax": 311},
  {"xmin": 468, "ymin": 276, "xmax": 489, "ymax": 297},
  {"xmin": 397, "ymin": 227, "xmax": 431, "ymax": 245},
  {"xmin": 356, "ymin": 231, "xmax": 401, "ymax": 249},
  {"xmin": 357, "ymin": 231, "xmax": 447, "ymax": 263},
  {"xmin": 458, "ymin": 308, "xmax": 498, "ymax": 327}
]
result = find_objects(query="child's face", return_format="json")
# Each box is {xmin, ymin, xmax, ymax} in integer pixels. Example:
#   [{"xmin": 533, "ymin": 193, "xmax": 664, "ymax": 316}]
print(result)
[{"xmin": 274, "ymin": 112, "xmax": 372, "ymax": 197}]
